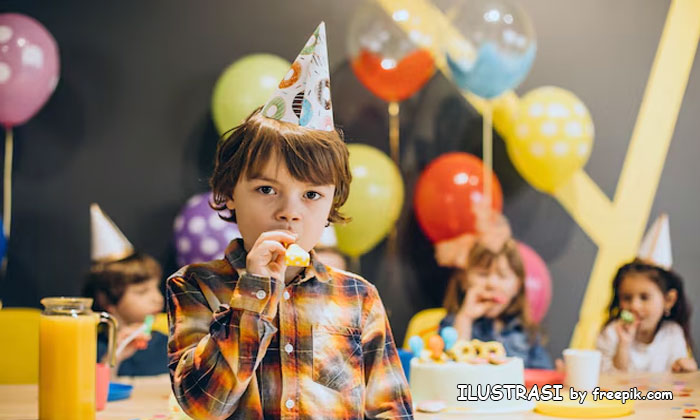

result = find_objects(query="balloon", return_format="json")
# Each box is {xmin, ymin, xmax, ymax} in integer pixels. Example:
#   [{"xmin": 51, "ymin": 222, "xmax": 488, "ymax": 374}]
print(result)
[
  {"xmin": 347, "ymin": 2, "xmax": 435, "ymax": 102},
  {"xmin": 0, "ymin": 13, "xmax": 60, "ymax": 127},
  {"xmin": 414, "ymin": 153, "xmax": 502, "ymax": 243},
  {"xmin": 505, "ymin": 86, "xmax": 594, "ymax": 193},
  {"xmin": 517, "ymin": 242, "xmax": 552, "ymax": 324},
  {"xmin": 408, "ymin": 335, "xmax": 424, "ymax": 357},
  {"xmin": 211, "ymin": 54, "xmax": 291, "ymax": 135},
  {"xmin": 440, "ymin": 326, "xmax": 458, "ymax": 351},
  {"xmin": 444, "ymin": 0, "xmax": 535, "ymax": 98},
  {"xmin": 335, "ymin": 144, "xmax": 404, "ymax": 257},
  {"xmin": 174, "ymin": 192, "xmax": 241, "ymax": 266}
]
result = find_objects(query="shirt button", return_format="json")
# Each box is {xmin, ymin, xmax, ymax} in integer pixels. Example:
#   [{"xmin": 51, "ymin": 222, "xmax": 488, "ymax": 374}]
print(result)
[
  {"xmin": 284, "ymin": 343, "xmax": 293, "ymax": 354},
  {"xmin": 283, "ymin": 290, "xmax": 290, "ymax": 300},
  {"xmin": 255, "ymin": 290, "xmax": 266, "ymax": 300},
  {"xmin": 285, "ymin": 399, "xmax": 295, "ymax": 409}
]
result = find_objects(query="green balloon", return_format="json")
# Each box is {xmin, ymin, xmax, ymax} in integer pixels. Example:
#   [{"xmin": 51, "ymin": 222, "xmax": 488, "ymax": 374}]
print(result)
[
  {"xmin": 335, "ymin": 144, "xmax": 404, "ymax": 257},
  {"xmin": 211, "ymin": 54, "xmax": 291, "ymax": 135}
]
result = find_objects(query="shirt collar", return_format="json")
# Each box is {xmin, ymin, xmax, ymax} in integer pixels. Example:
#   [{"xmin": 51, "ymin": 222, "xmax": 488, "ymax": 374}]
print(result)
[{"xmin": 225, "ymin": 238, "xmax": 332, "ymax": 284}]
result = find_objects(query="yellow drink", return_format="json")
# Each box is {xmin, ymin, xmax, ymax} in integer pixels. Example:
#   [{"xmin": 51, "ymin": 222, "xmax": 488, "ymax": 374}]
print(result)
[
  {"xmin": 39, "ymin": 312, "xmax": 98, "ymax": 420},
  {"xmin": 38, "ymin": 297, "xmax": 116, "ymax": 420}
]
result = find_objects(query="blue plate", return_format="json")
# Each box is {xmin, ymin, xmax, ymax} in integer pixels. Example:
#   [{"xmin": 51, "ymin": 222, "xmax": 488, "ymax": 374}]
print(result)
[{"xmin": 107, "ymin": 382, "xmax": 133, "ymax": 402}]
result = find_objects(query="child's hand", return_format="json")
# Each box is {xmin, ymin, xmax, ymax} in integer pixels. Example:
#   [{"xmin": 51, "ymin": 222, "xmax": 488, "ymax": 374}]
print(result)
[
  {"xmin": 613, "ymin": 319, "xmax": 638, "ymax": 344},
  {"xmin": 458, "ymin": 287, "xmax": 491, "ymax": 320},
  {"xmin": 113, "ymin": 323, "xmax": 152, "ymax": 363},
  {"xmin": 246, "ymin": 230, "xmax": 298, "ymax": 281},
  {"xmin": 672, "ymin": 357, "xmax": 698, "ymax": 373}
]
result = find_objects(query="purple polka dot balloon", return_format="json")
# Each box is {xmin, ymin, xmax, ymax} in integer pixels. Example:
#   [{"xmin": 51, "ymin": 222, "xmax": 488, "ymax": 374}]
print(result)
[{"xmin": 173, "ymin": 191, "xmax": 240, "ymax": 266}]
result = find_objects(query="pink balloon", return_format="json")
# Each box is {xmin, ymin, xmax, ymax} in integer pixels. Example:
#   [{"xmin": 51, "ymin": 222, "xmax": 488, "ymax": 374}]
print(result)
[
  {"xmin": 517, "ymin": 242, "xmax": 552, "ymax": 324},
  {"xmin": 0, "ymin": 13, "xmax": 60, "ymax": 127}
]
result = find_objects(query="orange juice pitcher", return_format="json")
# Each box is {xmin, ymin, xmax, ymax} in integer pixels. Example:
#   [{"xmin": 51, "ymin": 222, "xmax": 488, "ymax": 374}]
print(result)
[{"xmin": 39, "ymin": 297, "xmax": 116, "ymax": 420}]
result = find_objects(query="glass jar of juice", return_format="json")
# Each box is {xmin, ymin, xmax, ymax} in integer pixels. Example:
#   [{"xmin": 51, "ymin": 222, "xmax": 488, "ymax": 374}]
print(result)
[{"xmin": 39, "ymin": 297, "xmax": 116, "ymax": 420}]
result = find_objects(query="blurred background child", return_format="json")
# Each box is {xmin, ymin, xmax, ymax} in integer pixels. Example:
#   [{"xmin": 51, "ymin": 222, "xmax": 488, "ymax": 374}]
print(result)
[
  {"xmin": 437, "ymin": 207, "xmax": 553, "ymax": 369},
  {"xmin": 597, "ymin": 214, "xmax": 696, "ymax": 373},
  {"xmin": 83, "ymin": 204, "xmax": 168, "ymax": 377}
]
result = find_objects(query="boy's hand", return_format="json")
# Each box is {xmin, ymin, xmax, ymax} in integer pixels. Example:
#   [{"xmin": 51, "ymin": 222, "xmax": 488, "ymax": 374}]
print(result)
[
  {"xmin": 672, "ymin": 357, "xmax": 698, "ymax": 373},
  {"xmin": 613, "ymin": 319, "xmax": 638, "ymax": 345},
  {"xmin": 246, "ymin": 230, "xmax": 298, "ymax": 281}
]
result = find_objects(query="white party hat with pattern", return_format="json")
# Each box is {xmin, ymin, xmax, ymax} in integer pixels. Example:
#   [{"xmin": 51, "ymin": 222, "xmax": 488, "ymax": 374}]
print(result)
[
  {"xmin": 261, "ymin": 22, "xmax": 334, "ymax": 131},
  {"xmin": 90, "ymin": 203, "xmax": 135, "ymax": 262},
  {"xmin": 637, "ymin": 213, "xmax": 672, "ymax": 269}
]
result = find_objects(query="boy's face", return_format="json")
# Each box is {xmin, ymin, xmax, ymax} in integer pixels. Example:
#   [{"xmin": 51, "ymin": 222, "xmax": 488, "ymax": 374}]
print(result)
[
  {"xmin": 227, "ymin": 154, "xmax": 336, "ymax": 253},
  {"xmin": 109, "ymin": 277, "xmax": 164, "ymax": 325}
]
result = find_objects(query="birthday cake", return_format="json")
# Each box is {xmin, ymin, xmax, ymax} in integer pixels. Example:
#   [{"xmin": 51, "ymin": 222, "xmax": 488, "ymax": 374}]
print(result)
[{"xmin": 409, "ymin": 337, "xmax": 534, "ymax": 414}]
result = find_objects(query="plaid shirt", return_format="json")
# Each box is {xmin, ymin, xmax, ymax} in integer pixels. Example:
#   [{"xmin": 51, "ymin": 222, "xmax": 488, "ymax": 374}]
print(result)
[{"xmin": 166, "ymin": 238, "xmax": 413, "ymax": 419}]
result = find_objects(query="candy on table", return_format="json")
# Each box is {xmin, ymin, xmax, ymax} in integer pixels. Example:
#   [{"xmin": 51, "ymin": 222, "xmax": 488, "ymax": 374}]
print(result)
[
  {"xmin": 408, "ymin": 335, "xmax": 424, "ymax": 357},
  {"xmin": 440, "ymin": 326, "xmax": 458, "ymax": 351},
  {"xmin": 285, "ymin": 243, "xmax": 310, "ymax": 267},
  {"xmin": 620, "ymin": 309, "xmax": 636, "ymax": 324}
]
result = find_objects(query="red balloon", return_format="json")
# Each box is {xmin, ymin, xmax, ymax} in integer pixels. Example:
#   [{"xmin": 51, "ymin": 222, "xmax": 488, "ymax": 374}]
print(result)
[
  {"xmin": 414, "ymin": 153, "xmax": 503, "ymax": 243},
  {"xmin": 517, "ymin": 242, "xmax": 552, "ymax": 324},
  {"xmin": 0, "ymin": 13, "xmax": 60, "ymax": 127},
  {"xmin": 350, "ymin": 48, "xmax": 435, "ymax": 102}
]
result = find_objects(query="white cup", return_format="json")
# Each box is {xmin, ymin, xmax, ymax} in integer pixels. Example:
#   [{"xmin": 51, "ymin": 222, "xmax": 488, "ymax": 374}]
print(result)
[{"xmin": 563, "ymin": 349, "xmax": 602, "ymax": 392}]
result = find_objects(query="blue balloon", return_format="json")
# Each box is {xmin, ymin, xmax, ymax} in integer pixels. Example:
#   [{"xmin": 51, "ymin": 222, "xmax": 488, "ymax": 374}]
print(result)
[
  {"xmin": 440, "ymin": 326, "xmax": 459, "ymax": 351},
  {"xmin": 444, "ymin": 0, "xmax": 537, "ymax": 99},
  {"xmin": 447, "ymin": 42, "xmax": 535, "ymax": 99},
  {"xmin": 408, "ymin": 335, "xmax": 424, "ymax": 357}
]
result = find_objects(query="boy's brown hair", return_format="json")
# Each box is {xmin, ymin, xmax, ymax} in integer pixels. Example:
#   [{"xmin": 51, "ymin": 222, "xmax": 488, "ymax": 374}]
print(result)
[
  {"xmin": 210, "ymin": 108, "xmax": 352, "ymax": 224},
  {"xmin": 83, "ymin": 253, "xmax": 162, "ymax": 312}
]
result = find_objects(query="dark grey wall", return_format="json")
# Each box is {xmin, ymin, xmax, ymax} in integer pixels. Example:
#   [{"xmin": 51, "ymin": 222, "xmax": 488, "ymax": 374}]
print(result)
[{"xmin": 1, "ymin": 0, "xmax": 697, "ymax": 360}]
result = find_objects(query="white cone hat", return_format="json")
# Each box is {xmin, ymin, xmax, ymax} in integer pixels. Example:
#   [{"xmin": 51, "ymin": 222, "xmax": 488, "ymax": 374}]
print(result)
[
  {"xmin": 90, "ymin": 203, "xmax": 135, "ymax": 262},
  {"xmin": 638, "ymin": 213, "xmax": 672, "ymax": 269}
]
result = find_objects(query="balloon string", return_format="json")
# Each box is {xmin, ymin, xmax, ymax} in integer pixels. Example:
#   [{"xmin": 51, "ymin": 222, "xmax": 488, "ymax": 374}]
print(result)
[
  {"xmin": 4, "ymin": 128, "xmax": 12, "ymax": 240},
  {"xmin": 387, "ymin": 101, "xmax": 401, "ymax": 259},
  {"xmin": 388, "ymin": 101, "xmax": 400, "ymax": 165},
  {"xmin": 483, "ymin": 101, "xmax": 493, "ymax": 209}
]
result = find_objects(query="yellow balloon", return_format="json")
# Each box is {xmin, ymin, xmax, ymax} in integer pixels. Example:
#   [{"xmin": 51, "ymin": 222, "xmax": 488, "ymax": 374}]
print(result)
[
  {"xmin": 335, "ymin": 144, "xmax": 404, "ymax": 257},
  {"xmin": 506, "ymin": 86, "xmax": 594, "ymax": 193},
  {"xmin": 211, "ymin": 54, "xmax": 291, "ymax": 135}
]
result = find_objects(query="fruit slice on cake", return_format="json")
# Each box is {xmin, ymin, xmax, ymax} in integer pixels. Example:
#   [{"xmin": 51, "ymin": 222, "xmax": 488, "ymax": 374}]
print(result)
[{"xmin": 285, "ymin": 243, "xmax": 310, "ymax": 267}]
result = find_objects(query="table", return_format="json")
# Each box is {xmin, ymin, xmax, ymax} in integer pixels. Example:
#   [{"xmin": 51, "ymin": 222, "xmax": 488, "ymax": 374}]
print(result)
[{"xmin": 1, "ymin": 372, "xmax": 698, "ymax": 419}]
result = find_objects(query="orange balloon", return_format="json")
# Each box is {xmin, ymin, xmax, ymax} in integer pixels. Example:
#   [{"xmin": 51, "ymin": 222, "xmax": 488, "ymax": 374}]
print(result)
[{"xmin": 351, "ymin": 48, "xmax": 435, "ymax": 102}]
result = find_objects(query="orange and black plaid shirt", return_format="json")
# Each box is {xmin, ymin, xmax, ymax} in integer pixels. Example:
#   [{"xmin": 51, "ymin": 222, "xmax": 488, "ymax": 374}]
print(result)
[{"xmin": 166, "ymin": 238, "xmax": 413, "ymax": 419}]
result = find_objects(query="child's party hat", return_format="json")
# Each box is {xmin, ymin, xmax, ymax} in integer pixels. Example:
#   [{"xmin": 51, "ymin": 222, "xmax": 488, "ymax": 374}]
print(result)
[
  {"xmin": 90, "ymin": 203, "xmax": 135, "ymax": 262},
  {"xmin": 317, "ymin": 225, "xmax": 338, "ymax": 249},
  {"xmin": 261, "ymin": 22, "xmax": 334, "ymax": 131},
  {"xmin": 637, "ymin": 213, "xmax": 672, "ymax": 269}
]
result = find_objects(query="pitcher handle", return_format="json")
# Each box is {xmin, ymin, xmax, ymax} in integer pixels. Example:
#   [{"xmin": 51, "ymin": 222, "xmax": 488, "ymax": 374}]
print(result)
[{"xmin": 99, "ymin": 312, "xmax": 118, "ymax": 367}]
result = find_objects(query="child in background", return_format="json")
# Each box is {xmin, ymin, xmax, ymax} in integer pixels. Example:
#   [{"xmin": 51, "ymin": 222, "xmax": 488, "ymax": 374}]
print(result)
[
  {"xmin": 83, "ymin": 203, "xmax": 168, "ymax": 377},
  {"xmin": 314, "ymin": 225, "xmax": 348, "ymax": 271},
  {"xmin": 166, "ymin": 22, "xmax": 412, "ymax": 419},
  {"xmin": 597, "ymin": 214, "xmax": 697, "ymax": 373},
  {"xmin": 437, "ymin": 209, "xmax": 553, "ymax": 369}
]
